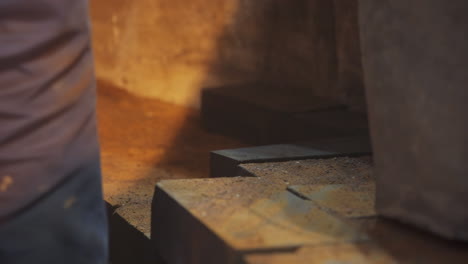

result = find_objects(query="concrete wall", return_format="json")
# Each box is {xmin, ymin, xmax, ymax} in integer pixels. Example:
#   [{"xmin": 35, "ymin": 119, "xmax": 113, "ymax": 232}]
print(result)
[
  {"xmin": 333, "ymin": 0, "xmax": 365, "ymax": 112},
  {"xmin": 91, "ymin": 0, "xmax": 363, "ymax": 109}
]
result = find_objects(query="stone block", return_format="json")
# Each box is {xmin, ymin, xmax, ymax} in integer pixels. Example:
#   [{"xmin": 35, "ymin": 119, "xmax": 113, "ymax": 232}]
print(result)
[
  {"xmin": 152, "ymin": 177, "xmax": 367, "ymax": 264},
  {"xmin": 246, "ymin": 217, "xmax": 468, "ymax": 264},
  {"xmin": 210, "ymin": 137, "xmax": 371, "ymax": 177},
  {"xmin": 201, "ymin": 84, "xmax": 369, "ymax": 144},
  {"xmin": 106, "ymin": 203, "xmax": 161, "ymax": 264},
  {"xmin": 288, "ymin": 183, "xmax": 376, "ymax": 218},
  {"xmin": 152, "ymin": 158, "xmax": 468, "ymax": 264},
  {"xmin": 240, "ymin": 157, "xmax": 374, "ymax": 186},
  {"xmin": 245, "ymin": 243, "xmax": 393, "ymax": 264}
]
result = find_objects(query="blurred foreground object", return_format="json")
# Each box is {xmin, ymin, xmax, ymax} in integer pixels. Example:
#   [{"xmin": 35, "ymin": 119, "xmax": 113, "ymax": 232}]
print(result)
[
  {"xmin": 0, "ymin": 0, "xmax": 108, "ymax": 263},
  {"xmin": 360, "ymin": 0, "xmax": 468, "ymax": 239}
]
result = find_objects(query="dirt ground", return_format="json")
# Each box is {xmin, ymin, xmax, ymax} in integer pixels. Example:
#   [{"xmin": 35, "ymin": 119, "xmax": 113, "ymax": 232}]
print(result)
[{"xmin": 97, "ymin": 80, "xmax": 245, "ymax": 236}]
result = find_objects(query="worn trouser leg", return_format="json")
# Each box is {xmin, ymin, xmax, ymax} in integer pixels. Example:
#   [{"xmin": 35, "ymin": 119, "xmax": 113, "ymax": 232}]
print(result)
[
  {"xmin": 0, "ymin": 0, "xmax": 108, "ymax": 262},
  {"xmin": 0, "ymin": 160, "xmax": 108, "ymax": 264}
]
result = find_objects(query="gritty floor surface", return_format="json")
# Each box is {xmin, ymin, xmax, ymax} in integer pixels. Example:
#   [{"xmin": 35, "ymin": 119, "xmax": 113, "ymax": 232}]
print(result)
[
  {"xmin": 240, "ymin": 156, "xmax": 373, "ymax": 187},
  {"xmin": 97, "ymin": 81, "xmax": 246, "ymax": 237}
]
